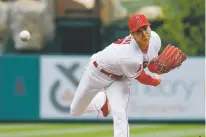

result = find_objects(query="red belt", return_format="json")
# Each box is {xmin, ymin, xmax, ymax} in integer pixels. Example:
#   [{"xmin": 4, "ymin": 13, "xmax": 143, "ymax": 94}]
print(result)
[{"xmin": 93, "ymin": 61, "xmax": 123, "ymax": 79}]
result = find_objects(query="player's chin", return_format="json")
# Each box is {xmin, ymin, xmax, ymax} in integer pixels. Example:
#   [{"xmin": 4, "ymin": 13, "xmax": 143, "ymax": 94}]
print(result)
[{"xmin": 143, "ymin": 38, "xmax": 150, "ymax": 44}]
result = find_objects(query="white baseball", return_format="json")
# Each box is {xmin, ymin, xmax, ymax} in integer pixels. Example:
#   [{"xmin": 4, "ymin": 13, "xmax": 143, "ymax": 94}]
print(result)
[{"xmin": 19, "ymin": 30, "xmax": 30, "ymax": 41}]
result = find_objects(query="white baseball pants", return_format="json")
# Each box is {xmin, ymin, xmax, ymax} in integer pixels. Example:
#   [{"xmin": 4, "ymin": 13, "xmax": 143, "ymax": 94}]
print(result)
[{"xmin": 70, "ymin": 56, "xmax": 131, "ymax": 137}]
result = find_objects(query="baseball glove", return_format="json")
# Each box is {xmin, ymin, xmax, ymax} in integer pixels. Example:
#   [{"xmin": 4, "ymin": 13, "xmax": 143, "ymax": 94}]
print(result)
[{"xmin": 148, "ymin": 44, "xmax": 187, "ymax": 74}]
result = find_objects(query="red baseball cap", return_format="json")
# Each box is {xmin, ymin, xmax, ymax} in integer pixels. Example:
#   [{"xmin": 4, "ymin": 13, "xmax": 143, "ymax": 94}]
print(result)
[{"xmin": 128, "ymin": 14, "xmax": 151, "ymax": 32}]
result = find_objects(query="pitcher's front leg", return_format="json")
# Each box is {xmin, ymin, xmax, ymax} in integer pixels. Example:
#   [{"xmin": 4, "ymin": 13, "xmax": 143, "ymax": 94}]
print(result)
[{"xmin": 106, "ymin": 79, "xmax": 131, "ymax": 137}]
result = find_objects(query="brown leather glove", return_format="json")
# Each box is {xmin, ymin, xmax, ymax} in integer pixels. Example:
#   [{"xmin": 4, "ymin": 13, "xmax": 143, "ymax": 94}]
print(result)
[{"xmin": 148, "ymin": 44, "xmax": 187, "ymax": 74}]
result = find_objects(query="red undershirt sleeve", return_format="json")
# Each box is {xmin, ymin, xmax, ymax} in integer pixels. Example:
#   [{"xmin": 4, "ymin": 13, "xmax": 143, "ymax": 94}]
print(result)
[{"xmin": 135, "ymin": 69, "xmax": 159, "ymax": 86}]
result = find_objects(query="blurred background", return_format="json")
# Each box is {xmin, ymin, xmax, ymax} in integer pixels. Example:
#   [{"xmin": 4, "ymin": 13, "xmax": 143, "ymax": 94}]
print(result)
[{"xmin": 0, "ymin": 0, "xmax": 205, "ymax": 137}]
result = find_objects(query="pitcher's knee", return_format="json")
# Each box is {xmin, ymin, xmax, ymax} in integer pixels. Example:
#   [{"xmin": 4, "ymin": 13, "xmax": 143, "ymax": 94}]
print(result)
[
  {"xmin": 70, "ymin": 111, "xmax": 81, "ymax": 117},
  {"xmin": 70, "ymin": 104, "xmax": 81, "ymax": 117}
]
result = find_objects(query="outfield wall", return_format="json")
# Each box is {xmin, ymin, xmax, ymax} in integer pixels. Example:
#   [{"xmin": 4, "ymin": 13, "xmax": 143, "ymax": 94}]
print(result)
[{"xmin": 0, "ymin": 55, "xmax": 205, "ymax": 122}]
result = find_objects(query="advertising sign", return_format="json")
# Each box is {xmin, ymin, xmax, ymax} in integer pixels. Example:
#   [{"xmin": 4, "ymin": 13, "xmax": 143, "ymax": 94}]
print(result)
[{"xmin": 40, "ymin": 56, "xmax": 205, "ymax": 120}]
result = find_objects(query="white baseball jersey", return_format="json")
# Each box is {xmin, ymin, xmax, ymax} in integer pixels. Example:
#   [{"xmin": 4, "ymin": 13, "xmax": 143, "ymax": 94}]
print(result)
[{"xmin": 95, "ymin": 31, "xmax": 161, "ymax": 78}]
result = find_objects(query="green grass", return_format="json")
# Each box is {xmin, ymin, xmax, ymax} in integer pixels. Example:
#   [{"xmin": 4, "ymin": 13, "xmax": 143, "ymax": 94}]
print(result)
[
  {"xmin": 183, "ymin": 135, "xmax": 205, "ymax": 137},
  {"xmin": 0, "ymin": 123, "xmax": 204, "ymax": 137}
]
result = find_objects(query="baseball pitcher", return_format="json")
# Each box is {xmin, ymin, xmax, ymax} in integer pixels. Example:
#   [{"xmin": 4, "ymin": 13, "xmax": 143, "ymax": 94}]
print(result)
[{"xmin": 70, "ymin": 14, "xmax": 186, "ymax": 137}]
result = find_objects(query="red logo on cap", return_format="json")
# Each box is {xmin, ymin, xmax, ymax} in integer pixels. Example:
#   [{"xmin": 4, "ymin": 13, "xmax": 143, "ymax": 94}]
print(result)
[{"xmin": 136, "ymin": 16, "xmax": 142, "ymax": 25}]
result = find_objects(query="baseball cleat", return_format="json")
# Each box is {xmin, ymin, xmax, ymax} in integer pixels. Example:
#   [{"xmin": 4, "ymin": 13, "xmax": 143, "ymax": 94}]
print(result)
[{"xmin": 100, "ymin": 96, "xmax": 110, "ymax": 117}]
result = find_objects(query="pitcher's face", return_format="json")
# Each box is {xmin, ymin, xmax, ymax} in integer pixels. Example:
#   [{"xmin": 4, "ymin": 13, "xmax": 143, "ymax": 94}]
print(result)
[{"xmin": 131, "ymin": 25, "xmax": 151, "ymax": 46}]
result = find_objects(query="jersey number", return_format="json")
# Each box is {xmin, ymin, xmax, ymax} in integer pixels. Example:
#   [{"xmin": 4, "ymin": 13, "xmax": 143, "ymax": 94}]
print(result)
[{"xmin": 114, "ymin": 37, "xmax": 131, "ymax": 44}]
